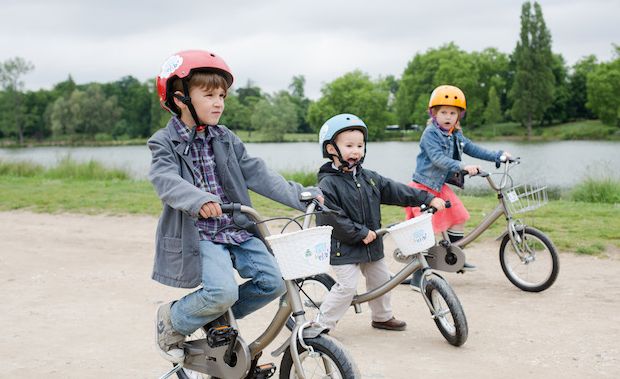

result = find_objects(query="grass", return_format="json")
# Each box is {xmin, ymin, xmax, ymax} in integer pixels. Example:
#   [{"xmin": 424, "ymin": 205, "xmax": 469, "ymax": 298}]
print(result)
[
  {"xmin": 570, "ymin": 176, "xmax": 620, "ymax": 204},
  {"xmin": 1, "ymin": 159, "xmax": 619, "ymax": 254}
]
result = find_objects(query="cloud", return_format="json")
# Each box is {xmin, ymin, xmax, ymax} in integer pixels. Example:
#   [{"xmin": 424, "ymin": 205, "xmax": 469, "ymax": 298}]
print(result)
[{"xmin": 1, "ymin": 0, "xmax": 618, "ymax": 99}]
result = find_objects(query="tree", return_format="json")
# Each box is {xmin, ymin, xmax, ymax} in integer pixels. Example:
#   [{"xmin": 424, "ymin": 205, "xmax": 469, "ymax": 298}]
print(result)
[
  {"xmin": 0, "ymin": 57, "xmax": 34, "ymax": 144},
  {"xmin": 49, "ymin": 85, "xmax": 121, "ymax": 138},
  {"xmin": 287, "ymin": 75, "xmax": 311, "ymax": 133},
  {"xmin": 103, "ymin": 76, "xmax": 152, "ymax": 138},
  {"xmin": 50, "ymin": 96, "xmax": 74, "ymax": 136},
  {"xmin": 251, "ymin": 92, "xmax": 297, "ymax": 142},
  {"xmin": 483, "ymin": 86, "xmax": 502, "ymax": 128},
  {"xmin": 542, "ymin": 54, "xmax": 570, "ymax": 124},
  {"xmin": 472, "ymin": 48, "xmax": 511, "ymax": 122},
  {"xmin": 586, "ymin": 45, "xmax": 620, "ymax": 126},
  {"xmin": 307, "ymin": 70, "xmax": 391, "ymax": 141},
  {"xmin": 568, "ymin": 55, "xmax": 598, "ymax": 120},
  {"xmin": 509, "ymin": 1, "xmax": 555, "ymax": 139},
  {"xmin": 394, "ymin": 43, "xmax": 490, "ymax": 128},
  {"xmin": 231, "ymin": 80, "xmax": 264, "ymax": 133}
]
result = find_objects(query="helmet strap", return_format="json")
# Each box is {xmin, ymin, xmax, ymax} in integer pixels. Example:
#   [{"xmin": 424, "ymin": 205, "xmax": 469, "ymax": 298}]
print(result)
[
  {"xmin": 175, "ymin": 78, "xmax": 207, "ymax": 155},
  {"xmin": 328, "ymin": 142, "xmax": 366, "ymax": 172}
]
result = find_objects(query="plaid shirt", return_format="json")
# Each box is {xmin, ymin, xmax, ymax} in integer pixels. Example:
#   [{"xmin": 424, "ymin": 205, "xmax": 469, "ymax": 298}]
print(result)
[{"xmin": 172, "ymin": 117, "xmax": 252, "ymax": 245}]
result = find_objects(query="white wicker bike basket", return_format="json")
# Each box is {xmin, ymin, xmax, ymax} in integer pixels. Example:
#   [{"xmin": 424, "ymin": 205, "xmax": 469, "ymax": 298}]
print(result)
[
  {"xmin": 265, "ymin": 226, "xmax": 333, "ymax": 280},
  {"xmin": 387, "ymin": 213, "xmax": 435, "ymax": 256}
]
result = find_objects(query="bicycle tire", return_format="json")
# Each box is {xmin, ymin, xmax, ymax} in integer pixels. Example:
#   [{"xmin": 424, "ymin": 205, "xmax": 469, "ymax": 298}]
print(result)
[
  {"xmin": 499, "ymin": 226, "xmax": 559, "ymax": 292},
  {"xmin": 286, "ymin": 274, "xmax": 336, "ymax": 331},
  {"xmin": 424, "ymin": 276, "xmax": 468, "ymax": 347},
  {"xmin": 279, "ymin": 334, "xmax": 361, "ymax": 378}
]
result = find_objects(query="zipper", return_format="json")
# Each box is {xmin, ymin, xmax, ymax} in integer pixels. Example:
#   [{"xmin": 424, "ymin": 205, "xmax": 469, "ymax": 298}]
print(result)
[{"xmin": 351, "ymin": 172, "xmax": 372, "ymax": 262}]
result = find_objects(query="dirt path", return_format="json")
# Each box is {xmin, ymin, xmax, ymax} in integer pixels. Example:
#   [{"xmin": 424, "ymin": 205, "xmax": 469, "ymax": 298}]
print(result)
[{"xmin": 1, "ymin": 211, "xmax": 618, "ymax": 378}]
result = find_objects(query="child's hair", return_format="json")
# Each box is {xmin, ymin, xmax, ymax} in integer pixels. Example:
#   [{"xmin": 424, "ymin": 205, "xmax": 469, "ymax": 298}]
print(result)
[{"xmin": 172, "ymin": 71, "xmax": 228, "ymax": 95}]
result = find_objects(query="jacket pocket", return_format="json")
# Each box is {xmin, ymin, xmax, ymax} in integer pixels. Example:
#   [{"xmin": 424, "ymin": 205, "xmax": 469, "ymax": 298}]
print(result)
[{"xmin": 162, "ymin": 237, "xmax": 182, "ymax": 253}]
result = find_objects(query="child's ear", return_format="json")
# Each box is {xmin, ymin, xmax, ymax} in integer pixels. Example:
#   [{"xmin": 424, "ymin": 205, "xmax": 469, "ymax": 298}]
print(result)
[{"xmin": 325, "ymin": 143, "xmax": 337, "ymax": 155}]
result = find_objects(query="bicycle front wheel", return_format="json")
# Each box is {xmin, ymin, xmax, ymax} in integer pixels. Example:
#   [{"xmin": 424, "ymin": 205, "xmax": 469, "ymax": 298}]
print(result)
[
  {"xmin": 499, "ymin": 226, "xmax": 559, "ymax": 292},
  {"xmin": 424, "ymin": 276, "xmax": 468, "ymax": 347},
  {"xmin": 286, "ymin": 274, "xmax": 336, "ymax": 331},
  {"xmin": 279, "ymin": 334, "xmax": 360, "ymax": 378}
]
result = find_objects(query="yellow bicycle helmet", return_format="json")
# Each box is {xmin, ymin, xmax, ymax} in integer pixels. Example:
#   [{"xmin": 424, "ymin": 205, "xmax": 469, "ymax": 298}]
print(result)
[{"xmin": 428, "ymin": 85, "xmax": 466, "ymax": 110}]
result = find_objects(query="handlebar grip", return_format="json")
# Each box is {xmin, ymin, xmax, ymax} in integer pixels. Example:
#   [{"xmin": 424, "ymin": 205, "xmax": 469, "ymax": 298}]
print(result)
[
  {"xmin": 220, "ymin": 203, "xmax": 241, "ymax": 214},
  {"xmin": 422, "ymin": 200, "xmax": 450, "ymax": 214}
]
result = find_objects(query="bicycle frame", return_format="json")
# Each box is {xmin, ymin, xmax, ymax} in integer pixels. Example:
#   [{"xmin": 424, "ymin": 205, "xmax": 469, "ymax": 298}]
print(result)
[
  {"xmin": 342, "ymin": 161, "xmax": 523, "ymax": 309},
  {"xmin": 236, "ymin": 204, "xmax": 326, "ymax": 379},
  {"xmin": 452, "ymin": 160, "xmax": 529, "ymax": 260},
  {"xmin": 161, "ymin": 203, "xmax": 325, "ymax": 379}
]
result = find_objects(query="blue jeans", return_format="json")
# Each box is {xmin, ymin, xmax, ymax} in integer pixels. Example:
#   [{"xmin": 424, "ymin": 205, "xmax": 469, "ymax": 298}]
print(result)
[{"xmin": 170, "ymin": 237, "xmax": 286, "ymax": 335}]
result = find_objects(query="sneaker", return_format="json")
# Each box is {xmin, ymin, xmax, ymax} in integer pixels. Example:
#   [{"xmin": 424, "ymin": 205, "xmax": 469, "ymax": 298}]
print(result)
[
  {"xmin": 409, "ymin": 270, "xmax": 423, "ymax": 293},
  {"xmin": 156, "ymin": 302, "xmax": 186, "ymax": 363},
  {"xmin": 461, "ymin": 262, "xmax": 477, "ymax": 271},
  {"xmin": 371, "ymin": 317, "xmax": 407, "ymax": 331}
]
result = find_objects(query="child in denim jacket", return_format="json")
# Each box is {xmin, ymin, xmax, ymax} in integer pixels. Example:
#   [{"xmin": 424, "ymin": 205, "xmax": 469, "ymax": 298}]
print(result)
[{"xmin": 405, "ymin": 85, "xmax": 511, "ymax": 276}]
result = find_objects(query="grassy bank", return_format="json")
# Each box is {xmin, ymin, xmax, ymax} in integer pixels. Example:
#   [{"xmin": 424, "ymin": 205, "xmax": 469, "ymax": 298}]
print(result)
[
  {"xmin": 1, "ymin": 159, "xmax": 618, "ymax": 255},
  {"xmin": 384, "ymin": 119, "xmax": 620, "ymax": 142}
]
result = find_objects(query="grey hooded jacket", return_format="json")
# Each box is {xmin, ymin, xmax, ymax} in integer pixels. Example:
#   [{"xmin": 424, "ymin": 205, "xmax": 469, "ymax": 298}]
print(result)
[{"xmin": 147, "ymin": 119, "xmax": 318, "ymax": 288}]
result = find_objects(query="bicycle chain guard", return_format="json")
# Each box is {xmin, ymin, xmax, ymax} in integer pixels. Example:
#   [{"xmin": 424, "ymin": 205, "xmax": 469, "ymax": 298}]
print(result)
[{"xmin": 425, "ymin": 244, "xmax": 466, "ymax": 272}]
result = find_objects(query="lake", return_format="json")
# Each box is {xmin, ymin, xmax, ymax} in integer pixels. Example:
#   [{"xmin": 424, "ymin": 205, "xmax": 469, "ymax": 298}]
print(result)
[{"xmin": 1, "ymin": 140, "xmax": 619, "ymax": 188}]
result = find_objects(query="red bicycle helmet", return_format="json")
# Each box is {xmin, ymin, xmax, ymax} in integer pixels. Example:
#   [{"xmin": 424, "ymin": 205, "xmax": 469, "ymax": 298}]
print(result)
[{"xmin": 156, "ymin": 50, "xmax": 234, "ymax": 114}]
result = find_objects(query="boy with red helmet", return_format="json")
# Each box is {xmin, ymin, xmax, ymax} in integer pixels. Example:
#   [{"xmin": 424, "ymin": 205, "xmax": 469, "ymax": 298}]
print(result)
[
  {"xmin": 404, "ymin": 85, "xmax": 511, "ymax": 286},
  {"xmin": 149, "ymin": 50, "xmax": 321, "ymax": 362}
]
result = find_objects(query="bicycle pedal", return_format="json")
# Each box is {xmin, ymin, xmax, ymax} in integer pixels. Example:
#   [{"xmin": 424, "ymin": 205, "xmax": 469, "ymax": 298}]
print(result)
[
  {"xmin": 254, "ymin": 363, "xmax": 276, "ymax": 378},
  {"xmin": 206, "ymin": 325, "xmax": 238, "ymax": 348}
]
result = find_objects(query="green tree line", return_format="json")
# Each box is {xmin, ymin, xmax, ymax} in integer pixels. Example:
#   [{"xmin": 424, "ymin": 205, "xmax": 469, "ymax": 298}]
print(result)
[{"xmin": 1, "ymin": 1, "xmax": 618, "ymax": 145}]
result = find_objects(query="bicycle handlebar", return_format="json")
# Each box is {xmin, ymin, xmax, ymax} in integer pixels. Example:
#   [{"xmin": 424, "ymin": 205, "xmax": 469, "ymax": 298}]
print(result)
[{"xmin": 420, "ymin": 200, "xmax": 451, "ymax": 214}]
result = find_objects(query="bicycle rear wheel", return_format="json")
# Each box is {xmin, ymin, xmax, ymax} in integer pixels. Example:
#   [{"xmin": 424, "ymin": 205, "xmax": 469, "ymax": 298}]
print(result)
[
  {"xmin": 424, "ymin": 276, "xmax": 468, "ymax": 346},
  {"xmin": 279, "ymin": 334, "xmax": 360, "ymax": 378},
  {"xmin": 499, "ymin": 226, "xmax": 559, "ymax": 292},
  {"xmin": 286, "ymin": 274, "xmax": 336, "ymax": 331}
]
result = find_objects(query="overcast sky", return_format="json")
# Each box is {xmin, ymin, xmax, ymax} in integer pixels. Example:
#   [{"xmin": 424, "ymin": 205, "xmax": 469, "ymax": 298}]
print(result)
[{"xmin": 1, "ymin": 0, "xmax": 618, "ymax": 99}]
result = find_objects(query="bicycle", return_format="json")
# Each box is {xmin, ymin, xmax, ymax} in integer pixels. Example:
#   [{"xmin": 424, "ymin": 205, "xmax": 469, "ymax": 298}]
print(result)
[
  {"xmin": 395, "ymin": 156, "xmax": 560, "ymax": 292},
  {"xmin": 288, "ymin": 203, "xmax": 469, "ymax": 347},
  {"xmin": 158, "ymin": 193, "xmax": 360, "ymax": 379}
]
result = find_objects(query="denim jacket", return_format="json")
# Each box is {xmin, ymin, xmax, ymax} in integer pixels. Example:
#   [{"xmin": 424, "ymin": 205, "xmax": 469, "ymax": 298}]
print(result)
[{"xmin": 412, "ymin": 122, "xmax": 503, "ymax": 192}]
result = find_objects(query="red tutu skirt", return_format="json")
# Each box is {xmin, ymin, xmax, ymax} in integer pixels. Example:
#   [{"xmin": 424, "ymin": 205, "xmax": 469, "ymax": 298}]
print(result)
[{"xmin": 404, "ymin": 182, "xmax": 470, "ymax": 233}]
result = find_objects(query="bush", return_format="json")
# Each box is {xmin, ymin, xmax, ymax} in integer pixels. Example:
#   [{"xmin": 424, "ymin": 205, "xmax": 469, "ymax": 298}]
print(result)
[
  {"xmin": 0, "ymin": 159, "xmax": 44, "ymax": 177},
  {"xmin": 570, "ymin": 177, "xmax": 620, "ymax": 204},
  {"xmin": 0, "ymin": 156, "xmax": 130, "ymax": 181}
]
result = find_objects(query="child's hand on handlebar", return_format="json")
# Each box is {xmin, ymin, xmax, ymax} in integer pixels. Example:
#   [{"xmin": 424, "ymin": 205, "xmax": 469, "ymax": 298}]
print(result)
[
  {"xmin": 362, "ymin": 230, "xmax": 377, "ymax": 245},
  {"xmin": 463, "ymin": 165, "xmax": 480, "ymax": 176},
  {"xmin": 199, "ymin": 201, "xmax": 223, "ymax": 218},
  {"xmin": 429, "ymin": 197, "xmax": 446, "ymax": 211}
]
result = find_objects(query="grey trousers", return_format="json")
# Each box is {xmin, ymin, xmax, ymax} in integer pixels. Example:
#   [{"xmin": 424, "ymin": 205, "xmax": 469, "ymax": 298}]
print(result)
[{"xmin": 317, "ymin": 258, "xmax": 393, "ymax": 331}]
